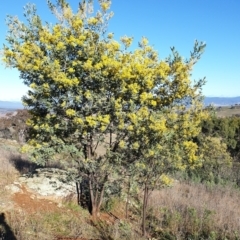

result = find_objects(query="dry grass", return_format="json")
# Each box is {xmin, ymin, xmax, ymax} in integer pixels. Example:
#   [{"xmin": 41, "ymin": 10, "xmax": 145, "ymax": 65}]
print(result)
[
  {"xmin": 2, "ymin": 205, "xmax": 97, "ymax": 240},
  {"xmin": 148, "ymin": 181, "xmax": 240, "ymax": 239},
  {"xmin": 0, "ymin": 139, "xmax": 20, "ymax": 188},
  {"xmin": 216, "ymin": 106, "xmax": 240, "ymax": 117}
]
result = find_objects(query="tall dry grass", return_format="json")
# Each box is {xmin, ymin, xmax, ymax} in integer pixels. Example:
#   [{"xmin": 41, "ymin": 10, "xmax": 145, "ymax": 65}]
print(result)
[
  {"xmin": 0, "ymin": 139, "xmax": 20, "ymax": 189},
  {"xmin": 3, "ymin": 205, "xmax": 97, "ymax": 240},
  {"xmin": 148, "ymin": 181, "xmax": 240, "ymax": 239}
]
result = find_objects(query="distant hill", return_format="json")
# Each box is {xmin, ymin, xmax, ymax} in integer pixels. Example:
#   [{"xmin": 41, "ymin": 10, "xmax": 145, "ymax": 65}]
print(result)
[
  {"xmin": 0, "ymin": 101, "xmax": 24, "ymax": 110},
  {"xmin": 0, "ymin": 97, "xmax": 239, "ymax": 110},
  {"xmin": 204, "ymin": 97, "xmax": 240, "ymax": 106}
]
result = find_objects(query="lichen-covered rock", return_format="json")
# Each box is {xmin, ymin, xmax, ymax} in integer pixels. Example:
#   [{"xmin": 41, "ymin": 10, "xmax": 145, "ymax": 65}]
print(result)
[{"xmin": 6, "ymin": 168, "xmax": 77, "ymax": 200}]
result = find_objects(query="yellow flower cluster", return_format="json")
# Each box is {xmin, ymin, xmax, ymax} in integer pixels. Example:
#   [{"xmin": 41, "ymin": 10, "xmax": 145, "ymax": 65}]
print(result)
[
  {"xmin": 114, "ymin": 99, "xmax": 122, "ymax": 111},
  {"xmin": 73, "ymin": 117, "xmax": 84, "ymax": 125},
  {"xmin": 21, "ymin": 144, "xmax": 34, "ymax": 153},
  {"xmin": 88, "ymin": 17, "xmax": 98, "ymax": 25},
  {"xmin": 120, "ymin": 36, "xmax": 133, "ymax": 48},
  {"xmin": 127, "ymin": 83, "xmax": 140, "ymax": 94},
  {"xmin": 56, "ymin": 42, "xmax": 65, "ymax": 51},
  {"xmin": 127, "ymin": 125, "xmax": 134, "ymax": 131},
  {"xmin": 118, "ymin": 119, "xmax": 125, "ymax": 130},
  {"xmin": 107, "ymin": 33, "xmax": 114, "ymax": 39},
  {"xmin": 147, "ymin": 149, "xmax": 155, "ymax": 157},
  {"xmin": 157, "ymin": 61, "xmax": 170, "ymax": 78},
  {"xmin": 132, "ymin": 142, "xmax": 140, "ymax": 150},
  {"xmin": 137, "ymin": 107, "xmax": 149, "ymax": 119},
  {"xmin": 3, "ymin": 49, "xmax": 15, "ymax": 58},
  {"xmin": 42, "ymin": 83, "xmax": 50, "ymax": 91},
  {"xmin": 160, "ymin": 174, "xmax": 173, "ymax": 186},
  {"xmin": 183, "ymin": 141, "xmax": 198, "ymax": 164},
  {"xmin": 71, "ymin": 18, "xmax": 83, "ymax": 30},
  {"xmin": 83, "ymin": 60, "xmax": 93, "ymax": 71},
  {"xmin": 101, "ymin": 2, "xmax": 111, "ymax": 11},
  {"xmin": 107, "ymin": 40, "xmax": 121, "ymax": 52},
  {"xmin": 29, "ymin": 83, "xmax": 37, "ymax": 89},
  {"xmin": 52, "ymin": 72, "xmax": 79, "ymax": 87},
  {"xmin": 149, "ymin": 118, "xmax": 167, "ymax": 133},
  {"xmin": 84, "ymin": 90, "xmax": 92, "ymax": 99},
  {"xmin": 26, "ymin": 139, "xmax": 42, "ymax": 149},
  {"xmin": 145, "ymin": 78, "xmax": 154, "ymax": 89},
  {"xmin": 94, "ymin": 62, "xmax": 103, "ymax": 70},
  {"xmin": 141, "ymin": 37, "xmax": 148, "ymax": 46},
  {"xmin": 53, "ymin": 25, "xmax": 62, "ymax": 37},
  {"xmin": 39, "ymin": 123, "xmax": 50, "ymax": 132},
  {"xmin": 119, "ymin": 140, "xmax": 125, "ymax": 149},
  {"xmin": 86, "ymin": 116, "xmax": 97, "ymax": 127},
  {"xmin": 68, "ymin": 68, "xmax": 75, "ymax": 73},
  {"xmin": 98, "ymin": 115, "xmax": 110, "ymax": 125},
  {"xmin": 140, "ymin": 92, "xmax": 153, "ymax": 103},
  {"xmin": 66, "ymin": 109, "xmax": 76, "ymax": 117},
  {"xmin": 26, "ymin": 118, "xmax": 34, "ymax": 126},
  {"xmin": 150, "ymin": 100, "xmax": 157, "ymax": 107},
  {"xmin": 127, "ymin": 113, "xmax": 138, "ymax": 125}
]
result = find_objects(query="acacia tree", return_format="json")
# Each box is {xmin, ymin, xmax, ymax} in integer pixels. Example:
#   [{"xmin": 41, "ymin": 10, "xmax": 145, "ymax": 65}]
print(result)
[
  {"xmin": 2, "ymin": 0, "xmax": 207, "ymax": 223},
  {"xmin": 115, "ymin": 46, "xmax": 207, "ymax": 235}
]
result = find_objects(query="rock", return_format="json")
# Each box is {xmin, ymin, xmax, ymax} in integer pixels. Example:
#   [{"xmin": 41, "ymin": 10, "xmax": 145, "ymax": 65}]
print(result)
[
  {"xmin": 5, "ymin": 183, "xmax": 23, "ymax": 193},
  {"xmin": 30, "ymin": 194, "xmax": 36, "ymax": 199},
  {"xmin": 18, "ymin": 168, "xmax": 76, "ymax": 199}
]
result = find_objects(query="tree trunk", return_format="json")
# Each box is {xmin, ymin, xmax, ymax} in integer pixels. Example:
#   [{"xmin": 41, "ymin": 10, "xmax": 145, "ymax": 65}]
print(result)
[
  {"xmin": 89, "ymin": 185, "xmax": 98, "ymax": 220},
  {"xmin": 89, "ymin": 177, "xmax": 97, "ymax": 219},
  {"xmin": 89, "ymin": 175, "xmax": 106, "ymax": 220},
  {"xmin": 142, "ymin": 184, "xmax": 149, "ymax": 237},
  {"xmin": 97, "ymin": 184, "xmax": 105, "ymax": 212},
  {"xmin": 125, "ymin": 177, "xmax": 131, "ymax": 219},
  {"xmin": 85, "ymin": 139, "xmax": 107, "ymax": 220},
  {"xmin": 91, "ymin": 204, "xmax": 98, "ymax": 220}
]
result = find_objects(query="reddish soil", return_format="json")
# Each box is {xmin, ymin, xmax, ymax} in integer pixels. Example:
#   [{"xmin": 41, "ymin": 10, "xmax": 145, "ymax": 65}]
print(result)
[{"xmin": 12, "ymin": 186, "xmax": 60, "ymax": 214}]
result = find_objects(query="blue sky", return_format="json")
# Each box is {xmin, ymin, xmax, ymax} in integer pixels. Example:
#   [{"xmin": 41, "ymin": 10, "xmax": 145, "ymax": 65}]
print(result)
[{"xmin": 0, "ymin": 0, "xmax": 239, "ymax": 101}]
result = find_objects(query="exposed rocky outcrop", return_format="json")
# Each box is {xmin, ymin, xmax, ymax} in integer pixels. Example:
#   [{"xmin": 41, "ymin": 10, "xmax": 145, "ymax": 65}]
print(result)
[{"xmin": 5, "ymin": 168, "xmax": 77, "ymax": 201}]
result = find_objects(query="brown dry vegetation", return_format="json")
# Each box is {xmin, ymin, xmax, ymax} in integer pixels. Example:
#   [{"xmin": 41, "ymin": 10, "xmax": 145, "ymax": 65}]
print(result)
[
  {"xmin": 148, "ymin": 182, "xmax": 240, "ymax": 239},
  {"xmin": 216, "ymin": 105, "xmax": 240, "ymax": 118},
  {"xmin": 0, "ymin": 139, "xmax": 20, "ymax": 189}
]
